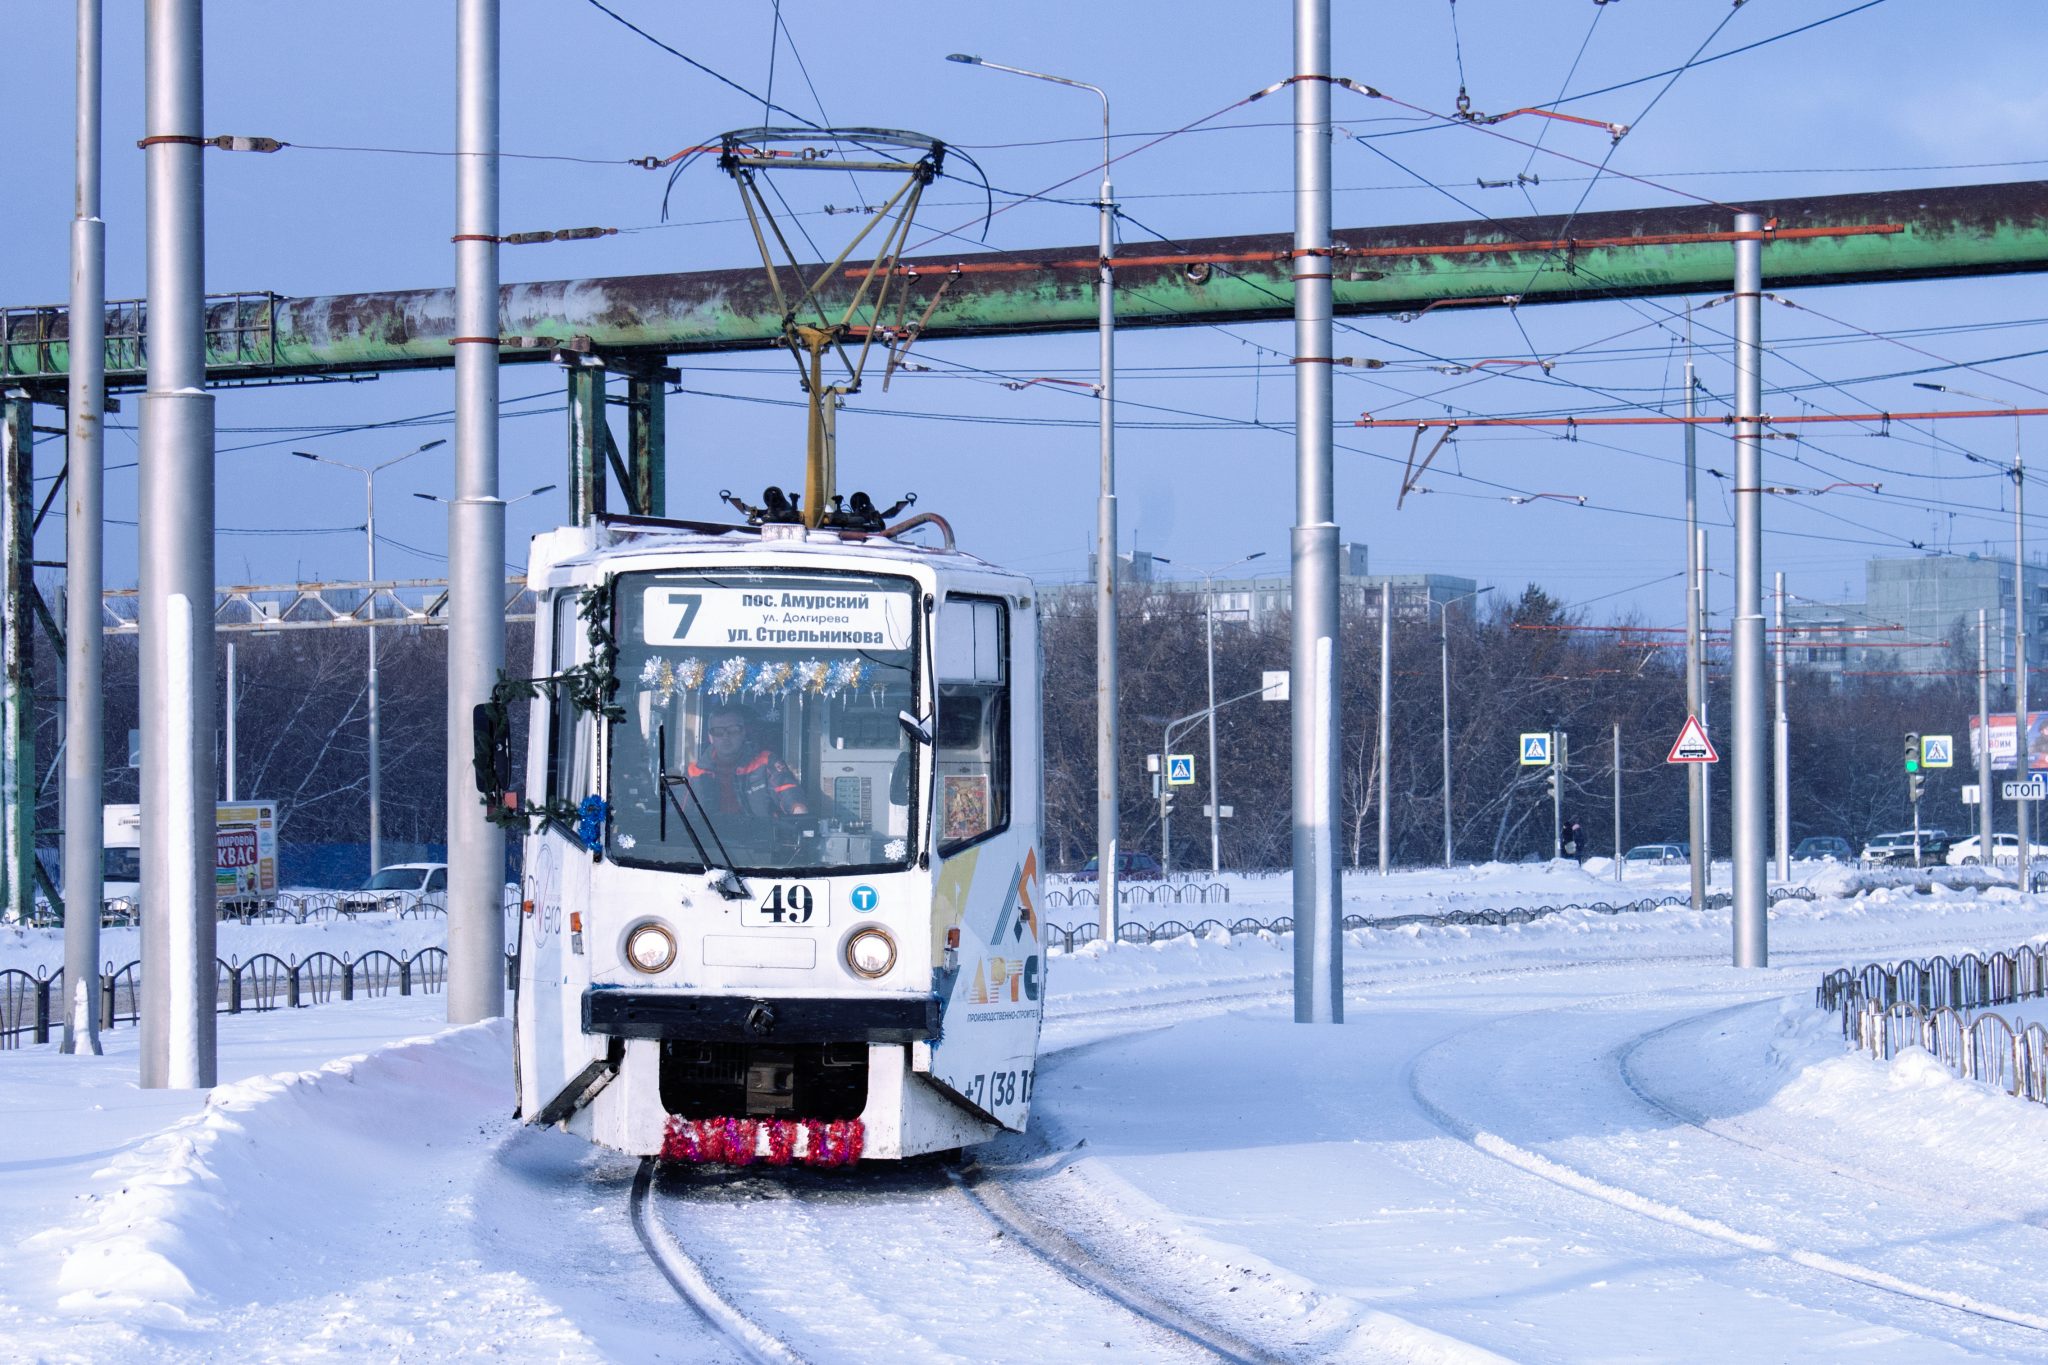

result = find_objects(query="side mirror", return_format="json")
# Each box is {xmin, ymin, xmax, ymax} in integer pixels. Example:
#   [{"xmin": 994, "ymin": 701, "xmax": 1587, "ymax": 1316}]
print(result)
[
  {"xmin": 472, "ymin": 699, "xmax": 514, "ymax": 803},
  {"xmin": 897, "ymin": 709, "xmax": 934, "ymax": 747}
]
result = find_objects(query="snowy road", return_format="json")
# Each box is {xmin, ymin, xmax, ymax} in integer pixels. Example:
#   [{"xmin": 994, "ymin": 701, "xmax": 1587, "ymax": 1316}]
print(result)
[{"xmin": 9, "ymin": 872, "xmax": 2048, "ymax": 1360}]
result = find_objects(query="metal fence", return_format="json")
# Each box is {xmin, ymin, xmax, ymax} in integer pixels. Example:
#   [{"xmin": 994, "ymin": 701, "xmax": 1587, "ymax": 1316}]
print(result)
[
  {"xmin": 0, "ymin": 947, "xmax": 453, "ymax": 1048},
  {"xmin": 1043, "ymin": 881, "xmax": 1232, "ymax": 910},
  {"xmin": 1038, "ymin": 889, "xmax": 1814, "ymax": 954},
  {"xmin": 1818, "ymin": 944, "xmax": 2048, "ymax": 1105}
]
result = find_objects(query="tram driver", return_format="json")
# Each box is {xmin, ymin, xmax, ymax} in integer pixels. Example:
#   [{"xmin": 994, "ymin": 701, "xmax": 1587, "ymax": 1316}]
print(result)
[{"xmin": 690, "ymin": 711, "xmax": 810, "ymax": 818}]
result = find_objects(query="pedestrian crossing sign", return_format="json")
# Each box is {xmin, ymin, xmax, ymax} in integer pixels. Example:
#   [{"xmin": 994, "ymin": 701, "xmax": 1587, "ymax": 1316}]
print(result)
[
  {"xmin": 1922, "ymin": 734, "xmax": 1954, "ymax": 769},
  {"xmin": 1519, "ymin": 733, "xmax": 1553, "ymax": 766},
  {"xmin": 1167, "ymin": 754, "xmax": 1196, "ymax": 786}
]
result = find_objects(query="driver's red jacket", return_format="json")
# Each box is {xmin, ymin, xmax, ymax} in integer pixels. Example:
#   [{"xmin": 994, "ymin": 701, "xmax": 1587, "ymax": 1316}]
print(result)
[{"xmin": 687, "ymin": 750, "xmax": 804, "ymax": 817}]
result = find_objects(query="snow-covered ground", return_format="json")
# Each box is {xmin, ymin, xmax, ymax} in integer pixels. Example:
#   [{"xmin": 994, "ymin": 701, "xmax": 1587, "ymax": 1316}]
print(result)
[{"xmin": 6, "ymin": 866, "xmax": 2048, "ymax": 1360}]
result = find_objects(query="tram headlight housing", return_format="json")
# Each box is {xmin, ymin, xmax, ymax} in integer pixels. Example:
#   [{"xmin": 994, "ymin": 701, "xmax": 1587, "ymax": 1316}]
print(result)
[
  {"xmin": 624, "ymin": 921, "xmax": 677, "ymax": 974},
  {"xmin": 844, "ymin": 926, "xmax": 897, "ymax": 979}
]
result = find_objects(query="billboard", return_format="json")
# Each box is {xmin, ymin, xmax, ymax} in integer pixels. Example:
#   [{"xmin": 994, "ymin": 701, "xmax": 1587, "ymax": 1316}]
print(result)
[{"xmin": 1969, "ymin": 713, "xmax": 2048, "ymax": 771}]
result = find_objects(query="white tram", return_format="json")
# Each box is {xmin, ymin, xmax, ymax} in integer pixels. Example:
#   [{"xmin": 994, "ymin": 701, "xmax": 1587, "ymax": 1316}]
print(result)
[{"xmin": 494, "ymin": 513, "xmax": 1044, "ymax": 1165}]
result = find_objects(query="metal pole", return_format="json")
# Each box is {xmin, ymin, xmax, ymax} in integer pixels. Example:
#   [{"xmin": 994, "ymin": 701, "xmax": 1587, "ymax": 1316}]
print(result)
[
  {"xmin": 1205, "ymin": 574, "xmax": 1221, "ymax": 874},
  {"xmin": 1, "ymin": 402, "xmax": 32, "ymax": 928},
  {"xmin": 1291, "ymin": 0, "xmax": 1342, "ymax": 1022},
  {"xmin": 446, "ymin": 0, "xmax": 507, "ymax": 1024},
  {"xmin": 1377, "ymin": 580, "xmax": 1390, "ymax": 876},
  {"xmin": 224, "ymin": 641, "xmax": 236, "ymax": 801},
  {"xmin": 2018, "ymin": 441, "xmax": 2031, "ymax": 895},
  {"xmin": 1980, "ymin": 607, "xmax": 1994, "ymax": 857},
  {"xmin": 139, "ymin": 0, "xmax": 218, "ymax": 1086},
  {"xmin": 62, "ymin": 0, "xmax": 105, "ymax": 1055},
  {"xmin": 1731, "ymin": 212, "xmax": 1768, "ymax": 967},
  {"xmin": 1159, "ymin": 755, "xmax": 1169, "ymax": 874},
  {"xmin": 1774, "ymin": 571, "xmax": 1790, "ymax": 881},
  {"xmin": 1683, "ymin": 360, "xmax": 1706, "ymax": 911},
  {"xmin": 1699, "ymin": 527, "xmax": 1713, "ymax": 888},
  {"xmin": 1613, "ymin": 720, "xmax": 1623, "ymax": 883},
  {"xmin": 365, "ymin": 470, "xmax": 381, "ymax": 876},
  {"xmin": 1440, "ymin": 614, "xmax": 1453, "ymax": 868},
  {"xmin": 1094, "ymin": 84, "xmax": 1120, "ymax": 943},
  {"xmin": 1552, "ymin": 729, "xmax": 1563, "ymax": 860}
]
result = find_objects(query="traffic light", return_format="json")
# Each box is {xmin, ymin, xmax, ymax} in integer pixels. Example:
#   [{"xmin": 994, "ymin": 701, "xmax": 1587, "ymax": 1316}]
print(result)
[
  {"xmin": 1904, "ymin": 732, "xmax": 1921, "ymax": 774},
  {"xmin": 1910, "ymin": 771, "xmax": 1926, "ymax": 803},
  {"xmin": 1161, "ymin": 789, "xmax": 1176, "ymax": 818},
  {"xmin": 1545, "ymin": 767, "xmax": 1560, "ymax": 799}
]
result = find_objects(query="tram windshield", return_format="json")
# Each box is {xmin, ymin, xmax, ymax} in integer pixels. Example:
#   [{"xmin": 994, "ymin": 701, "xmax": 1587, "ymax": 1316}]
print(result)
[{"xmin": 607, "ymin": 568, "xmax": 920, "ymax": 875}]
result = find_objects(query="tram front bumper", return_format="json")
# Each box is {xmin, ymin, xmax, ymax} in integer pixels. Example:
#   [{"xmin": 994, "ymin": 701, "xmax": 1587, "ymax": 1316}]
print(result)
[{"xmin": 582, "ymin": 988, "xmax": 941, "ymax": 1044}]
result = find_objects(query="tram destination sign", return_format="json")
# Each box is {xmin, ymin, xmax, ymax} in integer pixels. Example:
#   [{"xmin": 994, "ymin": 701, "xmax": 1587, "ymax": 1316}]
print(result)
[{"xmin": 641, "ymin": 583, "xmax": 914, "ymax": 651}]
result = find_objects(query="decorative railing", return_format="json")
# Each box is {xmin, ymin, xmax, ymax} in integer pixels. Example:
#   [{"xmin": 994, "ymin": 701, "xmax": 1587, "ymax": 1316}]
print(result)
[
  {"xmin": 0, "ymin": 947, "xmax": 453, "ymax": 1048},
  {"xmin": 1043, "ymin": 881, "xmax": 1231, "ymax": 909},
  {"xmin": 1037, "ymin": 890, "xmax": 1816, "ymax": 953},
  {"xmin": 1818, "ymin": 944, "xmax": 2048, "ymax": 1105}
]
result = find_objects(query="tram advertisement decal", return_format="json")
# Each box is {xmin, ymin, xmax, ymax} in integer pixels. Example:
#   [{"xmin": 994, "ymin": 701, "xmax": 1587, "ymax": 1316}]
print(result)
[
  {"xmin": 640, "ymin": 584, "xmax": 913, "ymax": 651},
  {"xmin": 935, "ymin": 847, "xmax": 1044, "ymax": 1019}
]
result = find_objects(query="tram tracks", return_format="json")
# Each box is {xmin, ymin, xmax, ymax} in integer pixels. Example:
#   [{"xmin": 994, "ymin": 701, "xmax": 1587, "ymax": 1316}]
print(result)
[
  {"xmin": 1404, "ymin": 988, "xmax": 2048, "ymax": 1348},
  {"xmin": 632, "ymin": 1154, "xmax": 1254, "ymax": 1361},
  {"xmin": 626, "ymin": 924, "xmax": 2048, "ymax": 1358},
  {"xmin": 630, "ymin": 1157, "xmax": 805, "ymax": 1364}
]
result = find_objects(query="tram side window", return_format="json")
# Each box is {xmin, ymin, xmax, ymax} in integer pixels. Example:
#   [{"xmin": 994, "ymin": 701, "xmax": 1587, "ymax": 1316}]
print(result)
[
  {"xmin": 936, "ymin": 596, "xmax": 1009, "ymax": 854},
  {"xmin": 548, "ymin": 591, "xmax": 595, "ymax": 808}
]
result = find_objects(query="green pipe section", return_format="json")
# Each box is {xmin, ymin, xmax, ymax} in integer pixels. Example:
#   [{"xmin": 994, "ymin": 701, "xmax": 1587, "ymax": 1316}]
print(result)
[{"xmin": 5, "ymin": 181, "xmax": 2047, "ymax": 383}]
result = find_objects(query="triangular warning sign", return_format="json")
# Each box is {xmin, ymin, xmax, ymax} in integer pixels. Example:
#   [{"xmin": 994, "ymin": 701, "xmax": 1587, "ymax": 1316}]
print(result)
[{"xmin": 1667, "ymin": 714, "xmax": 1719, "ymax": 764}]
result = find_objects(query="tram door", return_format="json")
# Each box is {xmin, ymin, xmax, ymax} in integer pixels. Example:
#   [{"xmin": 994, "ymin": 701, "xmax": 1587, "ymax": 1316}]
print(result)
[{"xmin": 924, "ymin": 591, "xmax": 1045, "ymax": 1130}]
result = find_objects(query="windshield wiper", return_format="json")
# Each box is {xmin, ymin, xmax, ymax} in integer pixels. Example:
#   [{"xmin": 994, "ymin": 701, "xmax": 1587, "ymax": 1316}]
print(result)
[{"xmin": 656, "ymin": 722, "xmax": 750, "ymax": 900}]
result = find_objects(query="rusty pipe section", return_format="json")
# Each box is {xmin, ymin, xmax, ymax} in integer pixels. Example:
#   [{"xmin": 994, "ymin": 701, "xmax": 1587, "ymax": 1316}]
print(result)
[{"xmin": 8, "ymin": 180, "xmax": 2048, "ymax": 385}]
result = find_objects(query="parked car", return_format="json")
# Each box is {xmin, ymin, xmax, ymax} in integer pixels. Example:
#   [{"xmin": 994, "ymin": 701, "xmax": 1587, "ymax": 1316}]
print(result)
[
  {"xmin": 1623, "ymin": 843, "xmax": 1688, "ymax": 865},
  {"xmin": 1945, "ymin": 833, "xmax": 2048, "ymax": 866},
  {"xmin": 1861, "ymin": 830, "xmax": 1952, "ymax": 867},
  {"xmin": 338, "ymin": 862, "xmax": 448, "ymax": 914},
  {"xmin": 1792, "ymin": 835, "xmax": 1855, "ymax": 862},
  {"xmin": 1073, "ymin": 851, "xmax": 1165, "ymax": 883}
]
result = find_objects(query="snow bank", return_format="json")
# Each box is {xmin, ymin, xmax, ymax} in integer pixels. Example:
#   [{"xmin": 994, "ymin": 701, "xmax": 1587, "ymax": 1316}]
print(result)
[
  {"xmin": 47, "ymin": 1020, "xmax": 509, "ymax": 1322},
  {"xmin": 1802, "ymin": 862, "xmax": 2013, "ymax": 900},
  {"xmin": 1700, "ymin": 999, "xmax": 2048, "ymax": 1221}
]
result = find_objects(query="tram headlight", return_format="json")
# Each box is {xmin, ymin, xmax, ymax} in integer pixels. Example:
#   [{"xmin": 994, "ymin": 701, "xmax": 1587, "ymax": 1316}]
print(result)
[
  {"xmin": 844, "ymin": 926, "xmax": 897, "ymax": 979},
  {"xmin": 624, "ymin": 921, "xmax": 677, "ymax": 974}
]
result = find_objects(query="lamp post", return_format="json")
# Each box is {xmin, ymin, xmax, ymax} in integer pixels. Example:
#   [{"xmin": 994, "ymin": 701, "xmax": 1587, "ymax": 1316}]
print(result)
[
  {"xmin": 1427, "ymin": 585, "xmax": 1494, "ymax": 867},
  {"xmin": 416, "ymin": 483, "xmax": 556, "ymax": 509},
  {"xmin": 948, "ymin": 51, "xmax": 1121, "ymax": 940},
  {"xmin": 294, "ymin": 438, "xmax": 447, "ymax": 877},
  {"xmin": 1916, "ymin": 381, "xmax": 2027, "ymax": 891},
  {"xmin": 1181, "ymin": 553, "xmax": 1265, "ymax": 873}
]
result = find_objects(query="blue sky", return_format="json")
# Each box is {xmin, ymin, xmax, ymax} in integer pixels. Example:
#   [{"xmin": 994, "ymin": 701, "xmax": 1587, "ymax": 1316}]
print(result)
[{"xmin": 6, "ymin": 0, "xmax": 2047, "ymax": 629}]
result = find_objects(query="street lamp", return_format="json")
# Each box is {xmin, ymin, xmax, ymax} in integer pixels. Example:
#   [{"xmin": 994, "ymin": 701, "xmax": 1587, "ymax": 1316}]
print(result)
[
  {"xmin": 415, "ymin": 483, "xmax": 557, "ymax": 507},
  {"xmin": 1916, "ymin": 381, "xmax": 2028, "ymax": 891},
  {"xmin": 293, "ymin": 438, "xmax": 447, "ymax": 877},
  {"xmin": 949, "ymin": 52, "xmax": 1122, "ymax": 940},
  {"xmin": 1427, "ymin": 585, "xmax": 1494, "ymax": 867}
]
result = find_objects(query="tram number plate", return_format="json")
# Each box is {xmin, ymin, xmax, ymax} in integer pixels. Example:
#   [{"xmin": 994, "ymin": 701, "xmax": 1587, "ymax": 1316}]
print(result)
[{"xmin": 743, "ymin": 883, "xmax": 829, "ymax": 928}]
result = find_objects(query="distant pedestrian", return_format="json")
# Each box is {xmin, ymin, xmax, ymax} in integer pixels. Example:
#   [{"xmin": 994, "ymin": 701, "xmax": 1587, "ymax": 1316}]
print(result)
[{"xmin": 1562, "ymin": 819, "xmax": 1585, "ymax": 861}]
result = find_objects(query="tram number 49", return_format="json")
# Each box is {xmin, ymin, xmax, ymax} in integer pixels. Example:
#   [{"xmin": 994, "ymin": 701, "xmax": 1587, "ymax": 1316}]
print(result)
[
  {"xmin": 961, "ymin": 1069, "xmax": 1033, "ymax": 1109},
  {"xmin": 750, "ymin": 884, "xmax": 816, "ymax": 926}
]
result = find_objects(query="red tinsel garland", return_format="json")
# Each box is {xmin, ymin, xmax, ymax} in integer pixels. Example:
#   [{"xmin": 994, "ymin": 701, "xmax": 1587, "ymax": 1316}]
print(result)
[{"xmin": 660, "ymin": 1115, "xmax": 866, "ymax": 1168}]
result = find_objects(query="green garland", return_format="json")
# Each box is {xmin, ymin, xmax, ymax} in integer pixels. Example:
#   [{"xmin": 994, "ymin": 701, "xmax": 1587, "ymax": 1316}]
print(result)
[{"xmin": 483, "ymin": 584, "xmax": 624, "ymax": 833}]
